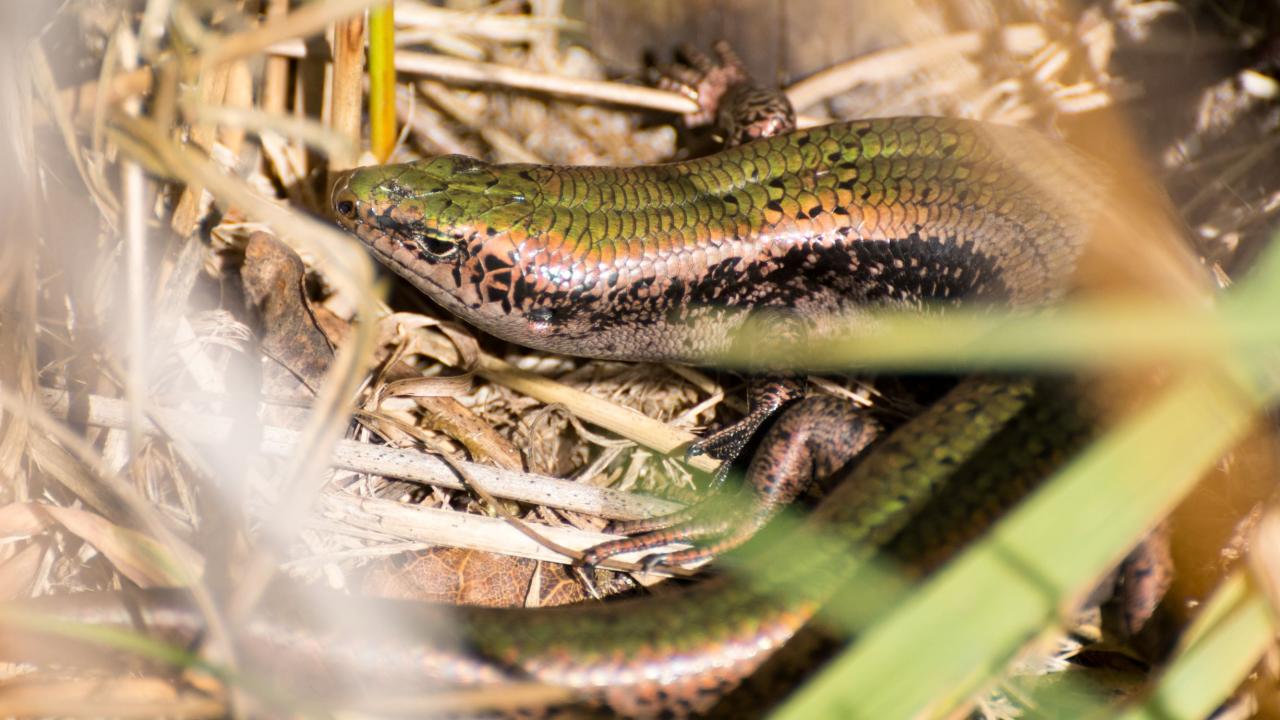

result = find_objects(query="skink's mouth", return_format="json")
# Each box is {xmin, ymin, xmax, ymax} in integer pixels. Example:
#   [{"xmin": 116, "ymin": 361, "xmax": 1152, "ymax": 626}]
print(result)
[{"xmin": 361, "ymin": 228, "xmax": 452, "ymax": 293}]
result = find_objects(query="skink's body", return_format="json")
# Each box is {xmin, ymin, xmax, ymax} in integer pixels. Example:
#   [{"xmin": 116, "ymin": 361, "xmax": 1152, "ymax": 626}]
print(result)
[
  {"xmin": 5, "ymin": 53, "xmax": 1112, "ymax": 717},
  {"xmin": 333, "ymin": 116, "xmax": 1097, "ymax": 362}
]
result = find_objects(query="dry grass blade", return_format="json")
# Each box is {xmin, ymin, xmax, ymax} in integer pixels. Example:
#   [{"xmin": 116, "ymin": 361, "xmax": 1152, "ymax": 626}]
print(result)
[
  {"xmin": 109, "ymin": 116, "xmax": 375, "ymax": 292},
  {"xmin": 786, "ymin": 24, "xmax": 1048, "ymax": 110},
  {"xmin": 0, "ymin": 544, "xmax": 43, "ymax": 602},
  {"xmin": 187, "ymin": 104, "xmax": 357, "ymax": 167},
  {"xmin": 201, "ymin": 0, "xmax": 377, "ymax": 68},
  {"xmin": 0, "ymin": 502, "xmax": 203, "ymax": 588},
  {"xmin": 476, "ymin": 355, "xmax": 719, "ymax": 474},
  {"xmin": 0, "ymin": 36, "xmax": 39, "ymax": 481},
  {"xmin": 120, "ymin": 23, "xmax": 149, "ymax": 474},
  {"xmin": 329, "ymin": 8, "xmax": 366, "ymax": 171},
  {"xmin": 103, "ymin": 112, "xmax": 385, "ymax": 625},
  {"xmin": 0, "ymin": 389, "xmax": 205, "ymax": 572},
  {"xmin": 395, "ymin": 1, "xmax": 579, "ymax": 41},
  {"xmin": 318, "ymin": 493, "xmax": 690, "ymax": 572},
  {"xmin": 269, "ymin": 40, "xmax": 700, "ymax": 114},
  {"xmin": 39, "ymin": 388, "xmax": 681, "ymax": 520},
  {"xmin": 0, "ymin": 679, "xmax": 226, "ymax": 719}
]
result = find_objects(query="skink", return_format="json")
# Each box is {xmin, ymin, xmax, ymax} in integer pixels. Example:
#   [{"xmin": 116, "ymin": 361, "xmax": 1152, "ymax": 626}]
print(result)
[
  {"xmin": 3, "ymin": 45, "xmax": 1109, "ymax": 717},
  {"xmin": 328, "ymin": 50, "xmax": 1101, "ymax": 567}
]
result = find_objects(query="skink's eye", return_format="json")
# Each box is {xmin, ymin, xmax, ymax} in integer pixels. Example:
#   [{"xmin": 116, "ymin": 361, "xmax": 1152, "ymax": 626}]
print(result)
[{"xmin": 416, "ymin": 231, "xmax": 459, "ymax": 260}]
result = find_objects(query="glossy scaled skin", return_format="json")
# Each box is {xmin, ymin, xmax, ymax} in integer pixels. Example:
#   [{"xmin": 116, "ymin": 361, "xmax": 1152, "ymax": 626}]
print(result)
[{"xmin": 332, "ymin": 117, "xmax": 1098, "ymax": 363}]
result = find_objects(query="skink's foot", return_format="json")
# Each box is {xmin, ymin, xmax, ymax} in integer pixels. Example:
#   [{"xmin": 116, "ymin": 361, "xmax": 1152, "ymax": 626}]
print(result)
[
  {"xmin": 1115, "ymin": 521, "xmax": 1173, "ymax": 638},
  {"xmin": 658, "ymin": 41, "xmax": 796, "ymax": 145},
  {"xmin": 580, "ymin": 490, "xmax": 750, "ymax": 570},
  {"xmin": 580, "ymin": 397, "xmax": 879, "ymax": 572},
  {"xmin": 686, "ymin": 374, "xmax": 806, "ymax": 489},
  {"xmin": 658, "ymin": 41, "xmax": 748, "ymax": 129}
]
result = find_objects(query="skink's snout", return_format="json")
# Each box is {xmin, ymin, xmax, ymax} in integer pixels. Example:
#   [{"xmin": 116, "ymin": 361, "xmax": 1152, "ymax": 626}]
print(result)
[{"xmin": 329, "ymin": 171, "xmax": 361, "ymax": 230}]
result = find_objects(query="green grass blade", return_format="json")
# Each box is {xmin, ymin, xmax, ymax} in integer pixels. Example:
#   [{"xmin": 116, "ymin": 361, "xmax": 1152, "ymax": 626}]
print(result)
[
  {"xmin": 773, "ymin": 368, "xmax": 1272, "ymax": 719},
  {"xmin": 732, "ymin": 301, "xmax": 1277, "ymax": 373},
  {"xmin": 0, "ymin": 606, "xmax": 218, "ymax": 675},
  {"xmin": 1118, "ymin": 573, "xmax": 1272, "ymax": 720}
]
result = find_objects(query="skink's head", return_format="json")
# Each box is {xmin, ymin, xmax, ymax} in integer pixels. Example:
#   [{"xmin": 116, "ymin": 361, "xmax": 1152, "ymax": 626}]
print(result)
[
  {"xmin": 330, "ymin": 156, "xmax": 572, "ymax": 347},
  {"xmin": 332, "ymin": 154, "xmax": 536, "ymax": 261}
]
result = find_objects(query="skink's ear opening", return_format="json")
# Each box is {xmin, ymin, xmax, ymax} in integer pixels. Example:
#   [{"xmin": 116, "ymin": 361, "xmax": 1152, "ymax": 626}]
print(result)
[
  {"xmin": 413, "ymin": 228, "xmax": 461, "ymax": 260},
  {"xmin": 333, "ymin": 187, "xmax": 359, "ymax": 222}
]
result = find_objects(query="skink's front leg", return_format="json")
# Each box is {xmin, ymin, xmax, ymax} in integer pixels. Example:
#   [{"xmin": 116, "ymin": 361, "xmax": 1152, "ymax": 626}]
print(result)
[
  {"xmin": 660, "ymin": 40, "xmax": 797, "ymax": 145},
  {"xmin": 663, "ymin": 45, "xmax": 805, "ymax": 476},
  {"xmin": 685, "ymin": 373, "xmax": 806, "ymax": 477},
  {"xmin": 687, "ymin": 302, "xmax": 818, "ymax": 479},
  {"xmin": 581, "ymin": 49, "xmax": 815, "ymax": 569}
]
